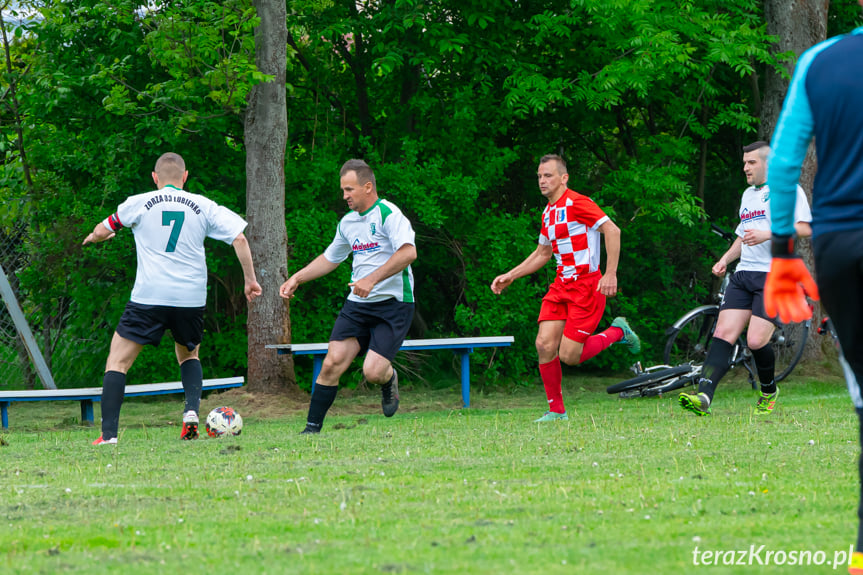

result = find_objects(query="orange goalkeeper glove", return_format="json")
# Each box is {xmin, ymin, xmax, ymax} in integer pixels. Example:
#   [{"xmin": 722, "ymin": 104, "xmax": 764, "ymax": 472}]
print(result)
[{"xmin": 763, "ymin": 235, "xmax": 819, "ymax": 323}]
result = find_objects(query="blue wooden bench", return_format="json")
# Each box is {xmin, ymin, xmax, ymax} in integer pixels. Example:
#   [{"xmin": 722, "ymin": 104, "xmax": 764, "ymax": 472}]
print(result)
[
  {"xmin": 266, "ymin": 336, "xmax": 514, "ymax": 407},
  {"xmin": 0, "ymin": 376, "xmax": 244, "ymax": 429}
]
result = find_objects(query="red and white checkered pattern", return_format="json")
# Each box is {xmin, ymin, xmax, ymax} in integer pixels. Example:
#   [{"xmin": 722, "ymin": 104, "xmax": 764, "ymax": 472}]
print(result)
[{"xmin": 538, "ymin": 189, "xmax": 609, "ymax": 282}]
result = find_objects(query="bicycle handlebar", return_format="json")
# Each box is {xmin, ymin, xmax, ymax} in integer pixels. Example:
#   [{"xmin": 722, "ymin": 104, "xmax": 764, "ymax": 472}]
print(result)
[{"xmin": 710, "ymin": 223, "xmax": 737, "ymax": 244}]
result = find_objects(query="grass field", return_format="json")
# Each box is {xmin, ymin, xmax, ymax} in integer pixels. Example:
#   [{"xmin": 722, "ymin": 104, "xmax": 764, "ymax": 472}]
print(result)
[{"xmin": 1, "ymin": 371, "xmax": 860, "ymax": 574}]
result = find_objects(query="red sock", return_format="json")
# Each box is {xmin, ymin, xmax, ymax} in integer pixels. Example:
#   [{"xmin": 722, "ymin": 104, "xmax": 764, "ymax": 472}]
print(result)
[
  {"xmin": 539, "ymin": 357, "xmax": 565, "ymax": 413},
  {"xmin": 579, "ymin": 327, "xmax": 624, "ymax": 363}
]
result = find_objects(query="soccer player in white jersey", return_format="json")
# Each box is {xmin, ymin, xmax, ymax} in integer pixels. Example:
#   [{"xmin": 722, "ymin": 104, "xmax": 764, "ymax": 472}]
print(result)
[
  {"xmin": 280, "ymin": 159, "xmax": 417, "ymax": 434},
  {"xmin": 490, "ymin": 154, "xmax": 640, "ymax": 422},
  {"xmin": 82, "ymin": 152, "xmax": 262, "ymax": 444},
  {"xmin": 678, "ymin": 141, "xmax": 811, "ymax": 416}
]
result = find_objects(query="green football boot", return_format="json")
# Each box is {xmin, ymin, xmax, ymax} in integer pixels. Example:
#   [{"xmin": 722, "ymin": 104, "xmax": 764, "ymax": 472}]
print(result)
[{"xmin": 612, "ymin": 317, "xmax": 641, "ymax": 354}]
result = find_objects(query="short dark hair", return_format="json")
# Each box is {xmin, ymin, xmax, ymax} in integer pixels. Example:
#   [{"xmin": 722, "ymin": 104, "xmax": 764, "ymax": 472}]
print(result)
[
  {"xmin": 742, "ymin": 141, "xmax": 770, "ymax": 161},
  {"xmin": 154, "ymin": 152, "xmax": 186, "ymax": 181},
  {"xmin": 742, "ymin": 141, "xmax": 769, "ymax": 154},
  {"xmin": 539, "ymin": 154, "xmax": 567, "ymax": 174},
  {"xmin": 340, "ymin": 159, "xmax": 376, "ymax": 190}
]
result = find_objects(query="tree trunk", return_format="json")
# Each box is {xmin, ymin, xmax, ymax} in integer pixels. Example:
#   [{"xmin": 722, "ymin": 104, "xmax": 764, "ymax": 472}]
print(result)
[
  {"xmin": 244, "ymin": 0, "xmax": 297, "ymax": 394},
  {"xmin": 761, "ymin": 0, "xmax": 829, "ymax": 361},
  {"xmin": 761, "ymin": 0, "xmax": 829, "ymax": 139}
]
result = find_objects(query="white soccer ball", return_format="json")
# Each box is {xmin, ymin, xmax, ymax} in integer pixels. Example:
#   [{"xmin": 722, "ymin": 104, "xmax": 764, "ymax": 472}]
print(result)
[{"xmin": 205, "ymin": 406, "xmax": 243, "ymax": 437}]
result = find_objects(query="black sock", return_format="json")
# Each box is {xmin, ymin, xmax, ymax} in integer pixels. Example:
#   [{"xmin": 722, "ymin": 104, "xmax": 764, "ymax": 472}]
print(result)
[
  {"xmin": 697, "ymin": 338, "xmax": 734, "ymax": 402},
  {"xmin": 101, "ymin": 371, "xmax": 126, "ymax": 439},
  {"xmin": 858, "ymin": 409, "xmax": 863, "ymax": 553},
  {"xmin": 382, "ymin": 369, "xmax": 396, "ymax": 388},
  {"xmin": 181, "ymin": 359, "xmax": 203, "ymax": 414},
  {"xmin": 751, "ymin": 343, "xmax": 777, "ymax": 394},
  {"xmin": 305, "ymin": 385, "xmax": 338, "ymax": 430}
]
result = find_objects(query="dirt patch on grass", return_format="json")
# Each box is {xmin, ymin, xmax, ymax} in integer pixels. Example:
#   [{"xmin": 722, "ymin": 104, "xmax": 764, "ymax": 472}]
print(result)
[{"xmin": 202, "ymin": 388, "xmax": 309, "ymax": 419}]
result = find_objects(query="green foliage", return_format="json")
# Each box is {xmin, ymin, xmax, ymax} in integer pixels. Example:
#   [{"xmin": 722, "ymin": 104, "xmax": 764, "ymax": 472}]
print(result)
[
  {"xmin": 828, "ymin": 0, "xmax": 863, "ymax": 36},
  {"xmin": 453, "ymin": 210, "xmax": 542, "ymax": 382},
  {"xmin": 0, "ymin": 0, "xmax": 801, "ymax": 390},
  {"xmin": 0, "ymin": 0, "xmax": 255, "ymax": 388}
]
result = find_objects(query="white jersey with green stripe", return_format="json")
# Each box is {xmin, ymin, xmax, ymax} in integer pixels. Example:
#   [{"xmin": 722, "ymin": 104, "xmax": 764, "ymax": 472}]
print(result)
[
  {"xmin": 103, "ymin": 185, "xmax": 247, "ymax": 307},
  {"xmin": 323, "ymin": 198, "xmax": 416, "ymax": 303},
  {"xmin": 734, "ymin": 183, "xmax": 811, "ymax": 273}
]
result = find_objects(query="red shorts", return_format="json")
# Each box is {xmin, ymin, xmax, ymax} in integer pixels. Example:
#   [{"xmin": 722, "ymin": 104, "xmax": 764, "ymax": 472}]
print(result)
[{"xmin": 538, "ymin": 273, "xmax": 606, "ymax": 343}]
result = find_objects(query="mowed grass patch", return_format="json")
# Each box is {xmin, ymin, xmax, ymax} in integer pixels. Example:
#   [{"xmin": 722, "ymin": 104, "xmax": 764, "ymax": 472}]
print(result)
[{"xmin": 0, "ymin": 373, "xmax": 859, "ymax": 574}]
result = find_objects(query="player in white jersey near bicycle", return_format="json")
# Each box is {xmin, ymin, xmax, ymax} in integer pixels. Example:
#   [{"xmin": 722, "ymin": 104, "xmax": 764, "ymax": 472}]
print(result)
[
  {"xmin": 280, "ymin": 159, "xmax": 417, "ymax": 434},
  {"xmin": 679, "ymin": 141, "xmax": 811, "ymax": 416},
  {"xmin": 83, "ymin": 152, "xmax": 262, "ymax": 445},
  {"xmin": 491, "ymin": 154, "xmax": 640, "ymax": 423}
]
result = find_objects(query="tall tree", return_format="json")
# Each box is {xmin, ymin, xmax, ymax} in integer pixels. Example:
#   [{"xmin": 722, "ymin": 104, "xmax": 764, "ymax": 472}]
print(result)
[
  {"xmin": 244, "ymin": 0, "xmax": 295, "ymax": 393},
  {"xmin": 761, "ymin": 0, "xmax": 829, "ymax": 139},
  {"xmin": 761, "ymin": 0, "xmax": 828, "ymax": 356}
]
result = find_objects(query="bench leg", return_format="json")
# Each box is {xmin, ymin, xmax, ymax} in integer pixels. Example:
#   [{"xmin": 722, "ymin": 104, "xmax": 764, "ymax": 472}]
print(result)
[
  {"xmin": 456, "ymin": 349, "xmax": 473, "ymax": 408},
  {"xmin": 1, "ymin": 401, "xmax": 8, "ymax": 429},
  {"xmin": 81, "ymin": 400, "xmax": 94, "ymax": 426},
  {"xmin": 311, "ymin": 356, "xmax": 323, "ymax": 394}
]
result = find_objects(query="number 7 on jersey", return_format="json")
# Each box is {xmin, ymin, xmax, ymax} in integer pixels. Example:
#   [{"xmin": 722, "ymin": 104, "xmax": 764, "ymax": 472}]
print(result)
[{"xmin": 162, "ymin": 211, "xmax": 185, "ymax": 252}]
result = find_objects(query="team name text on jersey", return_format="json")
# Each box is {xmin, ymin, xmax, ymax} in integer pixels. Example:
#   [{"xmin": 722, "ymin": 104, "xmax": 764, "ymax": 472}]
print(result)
[{"xmin": 144, "ymin": 194, "xmax": 202, "ymax": 215}]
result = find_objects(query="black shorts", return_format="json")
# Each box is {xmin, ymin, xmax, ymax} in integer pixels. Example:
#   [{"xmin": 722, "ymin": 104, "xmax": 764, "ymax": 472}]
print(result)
[
  {"xmin": 813, "ymin": 228, "xmax": 863, "ymax": 408},
  {"xmin": 720, "ymin": 270, "xmax": 773, "ymax": 321},
  {"xmin": 330, "ymin": 299, "xmax": 415, "ymax": 361},
  {"xmin": 116, "ymin": 302, "xmax": 205, "ymax": 351}
]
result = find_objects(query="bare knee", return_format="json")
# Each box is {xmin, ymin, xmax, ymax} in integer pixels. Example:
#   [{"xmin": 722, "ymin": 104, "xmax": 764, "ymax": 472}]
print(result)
[
  {"xmin": 747, "ymin": 318, "xmax": 775, "ymax": 350},
  {"xmin": 535, "ymin": 336, "xmax": 558, "ymax": 363},
  {"xmin": 748, "ymin": 334, "xmax": 773, "ymax": 351},
  {"xmin": 559, "ymin": 348, "xmax": 581, "ymax": 365},
  {"xmin": 105, "ymin": 357, "xmax": 133, "ymax": 373},
  {"xmin": 318, "ymin": 354, "xmax": 350, "ymax": 383},
  {"xmin": 363, "ymin": 365, "xmax": 391, "ymax": 385},
  {"xmin": 712, "ymin": 325, "xmax": 736, "ymax": 343},
  {"xmin": 713, "ymin": 310, "xmax": 749, "ymax": 345},
  {"xmin": 363, "ymin": 358, "xmax": 392, "ymax": 384}
]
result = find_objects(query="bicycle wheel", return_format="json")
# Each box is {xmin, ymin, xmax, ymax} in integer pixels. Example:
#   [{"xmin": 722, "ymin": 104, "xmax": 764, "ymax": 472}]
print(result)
[
  {"xmin": 607, "ymin": 364, "xmax": 692, "ymax": 395},
  {"xmin": 771, "ymin": 319, "xmax": 810, "ymax": 382},
  {"xmin": 636, "ymin": 372, "xmax": 699, "ymax": 398},
  {"xmin": 664, "ymin": 307, "xmax": 718, "ymax": 366}
]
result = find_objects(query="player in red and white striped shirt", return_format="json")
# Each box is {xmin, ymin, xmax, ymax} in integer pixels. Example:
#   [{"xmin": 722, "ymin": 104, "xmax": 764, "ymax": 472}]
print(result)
[{"xmin": 491, "ymin": 154, "xmax": 640, "ymax": 422}]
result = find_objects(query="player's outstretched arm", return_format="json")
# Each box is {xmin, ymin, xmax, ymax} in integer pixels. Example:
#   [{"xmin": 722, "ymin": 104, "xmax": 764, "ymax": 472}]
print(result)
[
  {"xmin": 279, "ymin": 254, "xmax": 340, "ymax": 300},
  {"xmin": 82, "ymin": 222, "xmax": 115, "ymax": 245},
  {"xmin": 349, "ymin": 243, "xmax": 416, "ymax": 298},
  {"xmin": 597, "ymin": 220, "xmax": 620, "ymax": 296},
  {"xmin": 490, "ymin": 244, "xmax": 552, "ymax": 294},
  {"xmin": 231, "ymin": 233, "xmax": 262, "ymax": 302}
]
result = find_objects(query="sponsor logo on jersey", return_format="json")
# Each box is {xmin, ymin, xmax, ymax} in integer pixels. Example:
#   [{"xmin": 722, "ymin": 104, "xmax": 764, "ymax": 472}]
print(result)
[
  {"xmin": 740, "ymin": 208, "xmax": 767, "ymax": 223},
  {"xmin": 556, "ymin": 208, "xmax": 566, "ymax": 223},
  {"xmin": 352, "ymin": 238, "xmax": 381, "ymax": 253}
]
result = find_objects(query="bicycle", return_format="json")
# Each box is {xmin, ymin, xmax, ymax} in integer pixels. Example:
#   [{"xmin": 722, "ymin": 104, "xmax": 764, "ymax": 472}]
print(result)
[
  {"xmin": 818, "ymin": 316, "xmax": 839, "ymax": 350},
  {"xmin": 607, "ymin": 223, "xmax": 811, "ymax": 399}
]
